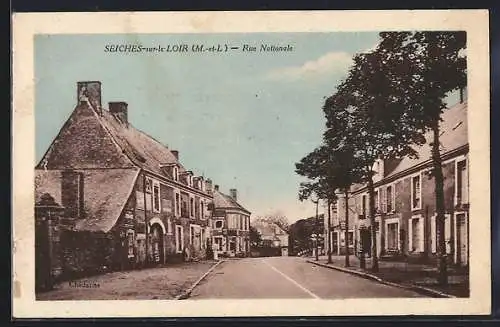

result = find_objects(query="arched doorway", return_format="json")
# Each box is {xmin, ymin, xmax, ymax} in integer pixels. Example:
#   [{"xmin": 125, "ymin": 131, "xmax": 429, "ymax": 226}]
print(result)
[{"xmin": 150, "ymin": 223, "xmax": 164, "ymax": 264}]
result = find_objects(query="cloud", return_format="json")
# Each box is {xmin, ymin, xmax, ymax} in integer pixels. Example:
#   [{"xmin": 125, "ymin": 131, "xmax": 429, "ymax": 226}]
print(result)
[{"xmin": 264, "ymin": 51, "xmax": 354, "ymax": 82}]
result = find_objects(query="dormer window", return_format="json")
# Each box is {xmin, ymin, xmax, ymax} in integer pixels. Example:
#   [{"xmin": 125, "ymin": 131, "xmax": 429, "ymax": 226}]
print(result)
[{"xmin": 173, "ymin": 166, "xmax": 178, "ymax": 181}]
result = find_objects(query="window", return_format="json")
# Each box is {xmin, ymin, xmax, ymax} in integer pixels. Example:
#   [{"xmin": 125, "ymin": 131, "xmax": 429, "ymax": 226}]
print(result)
[
  {"xmin": 145, "ymin": 177, "xmax": 152, "ymax": 193},
  {"xmin": 190, "ymin": 225, "xmax": 195, "ymax": 245},
  {"xmin": 195, "ymin": 197, "xmax": 200, "ymax": 219},
  {"xmin": 362, "ymin": 194, "xmax": 367, "ymax": 217},
  {"xmin": 431, "ymin": 214, "xmax": 452, "ymax": 254},
  {"xmin": 385, "ymin": 219, "xmax": 399, "ymax": 250},
  {"xmin": 175, "ymin": 225, "xmax": 184, "ymax": 253},
  {"xmin": 152, "ymin": 181, "xmax": 160, "ymax": 213},
  {"xmin": 190, "ymin": 197, "xmax": 194, "ymax": 217},
  {"xmin": 214, "ymin": 220, "xmax": 223, "ymax": 229},
  {"xmin": 409, "ymin": 216, "xmax": 424, "ymax": 252},
  {"xmin": 374, "ymin": 189, "xmax": 379, "ymax": 213},
  {"xmin": 127, "ymin": 229, "xmax": 135, "ymax": 258},
  {"xmin": 456, "ymin": 159, "xmax": 468, "ymax": 205},
  {"xmin": 386, "ymin": 185, "xmax": 393, "ymax": 212},
  {"xmin": 175, "ymin": 193, "xmax": 180, "ymax": 217},
  {"xmin": 412, "ymin": 175, "xmax": 421, "ymax": 210}
]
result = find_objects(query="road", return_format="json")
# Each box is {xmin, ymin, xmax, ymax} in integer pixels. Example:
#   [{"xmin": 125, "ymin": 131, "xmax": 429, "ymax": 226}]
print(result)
[{"xmin": 189, "ymin": 256, "xmax": 426, "ymax": 299}]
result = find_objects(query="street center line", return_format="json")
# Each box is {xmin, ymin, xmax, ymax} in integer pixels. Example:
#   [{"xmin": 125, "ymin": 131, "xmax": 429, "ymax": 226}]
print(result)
[{"xmin": 263, "ymin": 259, "xmax": 320, "ymax": 299}]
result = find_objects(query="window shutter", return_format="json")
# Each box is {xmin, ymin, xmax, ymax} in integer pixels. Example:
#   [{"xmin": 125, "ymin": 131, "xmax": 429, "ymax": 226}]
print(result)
[
  {"xmin": 419, "ymin": 218, "xmax": 424, "ymax": 252},
  {"xmin": 408, "ymin": 218, "xmax": 413, "ymax": 251},
  {"xmin": 431, "ymin": 216, "xmax": 436, "ymax": 253},
  {"xmin": 445, "ymin": 215, "xmax": 452, "ymax": 254}
]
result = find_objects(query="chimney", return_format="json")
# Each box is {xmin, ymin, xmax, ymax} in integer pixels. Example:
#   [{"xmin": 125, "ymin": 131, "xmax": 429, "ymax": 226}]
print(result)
[
  {"xmin": 214, "ymin": 185, "xmax": 219, "ymax": 191},
  {"xmin": 205, "ymin": 178, "xmax": 213, "ymax": 194},
  {"xmin": 109, "ymin": 102, "xmax": 128, "ymax": 124},
  {"xmin": 171, "ymin": 150, "xmax": 179, "ymax": 160},
  {"xmin": 77, "ymin": 81, "xmax": 102, "ymax": 114},
  {"xmin": 61, "ymin": 170, "xmax": 84, "ymax": 218},
  {"xmin": 230, "ymin": 188, "xmax": 237, "ymax": 202}
]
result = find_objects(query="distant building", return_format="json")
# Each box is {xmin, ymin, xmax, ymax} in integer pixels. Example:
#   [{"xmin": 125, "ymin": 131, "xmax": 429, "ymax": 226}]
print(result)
[
  {"xmin": 35, "ymin": 81, "xmax": 215, "ymax": 288},
  {"xmin": 253, "ymin": 219, "xmax": 289, "ymax": 256},
  {"xmin": 212, "ymin": 186, "xmax": 251, "ymax": 257}
]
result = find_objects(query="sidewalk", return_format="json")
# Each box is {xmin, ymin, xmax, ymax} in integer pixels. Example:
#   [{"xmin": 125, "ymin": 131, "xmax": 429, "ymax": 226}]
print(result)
[
  {"xmin": 37, "ymin": 260, "xmax": 219, "ymax": 300},
  {"xmin": 306, "ymin": 255, "xmax": 469, "ymax": 298}
]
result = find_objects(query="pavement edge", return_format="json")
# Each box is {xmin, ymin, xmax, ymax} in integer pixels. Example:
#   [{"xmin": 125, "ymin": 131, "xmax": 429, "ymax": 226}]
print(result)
[
  {"xmin": 175, "ymin": 259, "xmax": 225, "ymax": 300},
  {"xmin": 306, "ymin": 259, "xmax": 456, "ymax": 299}
]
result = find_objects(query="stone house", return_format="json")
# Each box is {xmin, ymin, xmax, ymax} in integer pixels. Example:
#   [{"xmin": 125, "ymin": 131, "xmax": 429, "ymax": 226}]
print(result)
[
  {"xmin": 326, "ymin": 99, "xmax": 469, "ymax": 267},
  {"xmin": 211, "ymin": 186, "xmax": 251, "ymax": 257},
  {"xmin": 35, "ymin": 81, "xmax": 215, "ymax": 287}
]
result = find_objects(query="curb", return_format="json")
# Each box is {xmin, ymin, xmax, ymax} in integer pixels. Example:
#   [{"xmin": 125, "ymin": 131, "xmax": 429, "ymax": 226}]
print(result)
[
  {"xmin": 175, "ymin": 260, "xmax": 225, "ymax": 300},
  {"xmin": 306, "ymin": 259, "xmax": 456, "ymax": 298}
]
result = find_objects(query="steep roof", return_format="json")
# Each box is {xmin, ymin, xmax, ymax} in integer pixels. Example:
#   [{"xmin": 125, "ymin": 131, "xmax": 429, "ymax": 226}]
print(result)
[
  {"xmin": 213, "ymin": 190, "xmax": 251, "ymax": 214},
  {"xmin": 35, "ymin": 168, "xmax": 139, "ymax": 232},
  {"xmin": 98, "ymin": 107, "xmax": 188, "ymax": 175},
  {"xmin": 384, "ymin": 101, "xmax": 468, "ymax": 180},
  {"xmin": 37, "ymin": 101, "xmax": 188, "ymax": 176},
  {"xmin": 349, "ymin": 101, "xmax": 468, "ymax": 194}
]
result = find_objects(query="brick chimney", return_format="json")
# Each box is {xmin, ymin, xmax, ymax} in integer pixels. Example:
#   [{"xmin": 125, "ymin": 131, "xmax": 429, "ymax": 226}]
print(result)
[
  {"xmin": 171, "ymin": 150, "xmax": 179, "ymax": 160},
  {"xmin": 230, "ymin": 188, "xmax": 237, "ymax": 202},
  {"xmin": 61, "ymin": 170, "xmax": 84, "ymax": 218},
  {"xmin": 77, "ymin": 81, "xmax": 102, "ymax": 114},
  {"xmin": 109, "ymin": 102, "xmax": 128, "ymax": 124}
]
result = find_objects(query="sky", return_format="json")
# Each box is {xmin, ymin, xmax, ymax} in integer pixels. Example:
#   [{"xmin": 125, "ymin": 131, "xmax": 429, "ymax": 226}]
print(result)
[{"xmin": 35, "ymin": 32, "xmax": 383, "ymax": 223}]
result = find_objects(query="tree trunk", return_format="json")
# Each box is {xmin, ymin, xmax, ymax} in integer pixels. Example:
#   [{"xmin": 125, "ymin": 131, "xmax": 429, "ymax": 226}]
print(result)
[
  {"xmin": 432, "ymin": 120, "xmax": 448, "ymax": 286},
  {"xmin": 315, "ymin": 199, "xmax": 319, "ymax": 261},
  {"xmin": 367, "ymin": 176, "xmax": 378, "ymax": 272},
  {"xmin": 327, "ymin": 199, "xmax": 333, "ymax": 263},
  {"xmin": 344, "ymin": 189, "xmax": 350, "ymax": 267}
]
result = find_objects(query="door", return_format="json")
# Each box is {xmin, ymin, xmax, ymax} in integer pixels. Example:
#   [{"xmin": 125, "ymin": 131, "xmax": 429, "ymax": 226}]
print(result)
[
  {"xmin": 332, "ymin": 232, "xmax": 338, "ymax": 254},
  {"xmin": 456, "ymin": 213, "xmax": 468, "ymax": 266},
  {"xmin": 150, "ymin": 224, "xmax": 164, "ymax": 264}
]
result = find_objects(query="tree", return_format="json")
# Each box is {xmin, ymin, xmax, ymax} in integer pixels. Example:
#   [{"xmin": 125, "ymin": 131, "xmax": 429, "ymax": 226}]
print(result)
[
  {"xmin": 249, "ymin": 225, "xmax": 262, "ymax": 248},
  {"xmin": 257, "ymin": 211, "xmax": 290, "ymax": 233},
  {"xmin": 372, "ymin": 31, "xmax": 466, "ymax": 285},
  {"xmin": 296, "ymin": 145, "xmax": 362, "ymax": 265},
  {"xmin": 322, "ymin": 47, "xmax": 429, "ymax": 272}
]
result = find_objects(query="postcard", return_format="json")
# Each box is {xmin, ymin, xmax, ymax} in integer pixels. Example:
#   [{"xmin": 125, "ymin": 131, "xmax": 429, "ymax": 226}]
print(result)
[{"xmin": 12, "ymin": 10, "xmax": 490, "ymax": 317}]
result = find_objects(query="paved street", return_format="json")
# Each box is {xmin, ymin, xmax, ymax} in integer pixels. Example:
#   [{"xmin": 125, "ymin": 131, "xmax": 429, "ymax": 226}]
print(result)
[{"xmin": 189, "ymin": 256, "xmax": 426, "ymax": 299}]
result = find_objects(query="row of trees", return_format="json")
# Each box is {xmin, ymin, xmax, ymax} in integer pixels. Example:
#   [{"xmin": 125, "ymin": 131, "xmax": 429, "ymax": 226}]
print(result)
[{"xmin": 295, "ymin": 31, "xmax": 466, "ymax": 286}]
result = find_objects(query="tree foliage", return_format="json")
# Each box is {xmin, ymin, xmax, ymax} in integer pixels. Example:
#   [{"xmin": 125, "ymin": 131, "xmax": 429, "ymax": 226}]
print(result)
[
  {"xmin": 249, "ymin": 225, "xmax": 262, "ymax": 248},
  {"xmin": 305, "ymin": 31, "xmax": 466, "ymax": 276}
]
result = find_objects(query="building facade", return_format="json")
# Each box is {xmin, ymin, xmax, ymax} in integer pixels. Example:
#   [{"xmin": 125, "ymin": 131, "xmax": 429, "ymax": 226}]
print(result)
[
  {"xmin": 326, "ymin": 99, "xmax": 469, "ymax": 266},
  {"xmin": 212, "ymin": 187, "xmax": 251, "ymax": 257},
  {"xmin": 35, "ymin": 81, "xmax": 215, "ymax": 285},
  {"xmin": 253, "ymin": 219, "xmax": 290, "ymax": 256}
]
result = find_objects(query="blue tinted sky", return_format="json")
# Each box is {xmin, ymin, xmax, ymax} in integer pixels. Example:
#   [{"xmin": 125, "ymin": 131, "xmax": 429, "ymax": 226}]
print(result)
[{"xmin": 35, "ymin": 32, "xmax": 383, "ymax": 223}]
